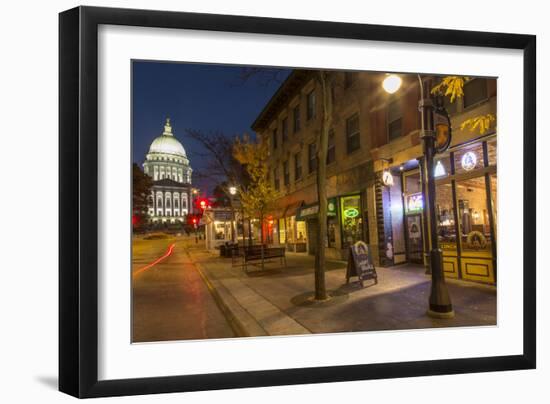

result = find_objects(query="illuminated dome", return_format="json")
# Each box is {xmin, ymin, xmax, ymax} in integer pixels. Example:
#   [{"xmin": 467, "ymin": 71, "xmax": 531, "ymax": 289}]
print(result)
[
  {"xmin": 143, "ymin": 117, "xmax": 193, "ymax": 185},
  {"xmin": 147, "ymin": 118, "xmax": 186, "ymax": 157}
]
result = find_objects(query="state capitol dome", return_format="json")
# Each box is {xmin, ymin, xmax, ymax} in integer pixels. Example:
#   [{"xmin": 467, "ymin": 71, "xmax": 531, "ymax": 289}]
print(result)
[
  {"xmin": 147, "ymin": 118, "xmax": 187, "ymax": 157},
  {"xmin": 143, "ymin": 117, "xmax": 192, "ymax": 185}
]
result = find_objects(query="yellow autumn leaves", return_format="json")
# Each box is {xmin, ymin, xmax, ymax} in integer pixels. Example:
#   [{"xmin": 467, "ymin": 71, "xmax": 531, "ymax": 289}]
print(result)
[
  {"xmin": 233, "ymin": 134, "xmax": 279, "ymax": 219},
  {"xmin": 431, "ymin": 76, "xmax": 496, "ymax": 134},
  {"xmin": 431, "ymin": 76, "xmax": 469, "ymax": 103},
  {"xmin": 460, "ymin": 114, "xmax": 496, "ymax": 134}
]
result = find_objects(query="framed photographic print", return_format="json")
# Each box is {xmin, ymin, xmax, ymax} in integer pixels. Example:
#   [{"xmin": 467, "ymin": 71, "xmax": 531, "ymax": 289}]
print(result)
[{"xmin": 59, "ymin": 6, "xmax": 536, "ymax": 398}]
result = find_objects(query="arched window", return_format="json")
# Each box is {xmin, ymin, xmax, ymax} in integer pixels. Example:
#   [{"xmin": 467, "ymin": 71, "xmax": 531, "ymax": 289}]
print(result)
[{"xmin": 182, "ymin": 194, "xmax": 188, "ymax": 209}]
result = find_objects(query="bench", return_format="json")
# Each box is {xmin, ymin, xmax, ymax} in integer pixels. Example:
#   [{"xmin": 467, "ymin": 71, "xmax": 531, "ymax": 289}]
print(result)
[
  {"xmin": 229, "ymin": 244, "xmax": 265, "ymax": 265},
  {"xmin": 242, "ymin": 245, "xmax": 286, "ymax": 272}
]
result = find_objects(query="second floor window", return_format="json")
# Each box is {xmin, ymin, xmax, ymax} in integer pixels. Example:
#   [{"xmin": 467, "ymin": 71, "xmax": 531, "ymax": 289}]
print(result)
[
  {"xmin": 293, "ymin": 105, "xmax": 301, "ymax": 133},
  {"xmin": 274, "ymin": 167, "xmax": 280, "ymax": 191},
  {"xmin": 272, "ymin": 128, "xmax": 278, "ymax": 149},
  {"xmin": 283, "ymin": 160, "xmax": 290, "ymax": 186},
  {"xmin": 294, "ymin": 152, "xmax": 302, "ymax": 181},
  {"xmin": 387, "ymin": 99, "xmax": 402, "ymax": 141},
  {"xmin": 308, "ymin": 142, "xmax": 317, "ymax": 174},
  {"xmin": 346, "ymin": 113, "xmax": 360, "ymax": 154},
  {"xmin": 307, "ymin": 90, "xmax": 316, "ymax": 120},
  {"xmin": 463, "ymin": 78, "xmax": 488, "ymax": 109},
  {"xmin": 282, "ymin": 117, "xmax": 288, "ymax": 142},
  {"xmin": 327, "ymin": 129, "xmax": 336, "ymax": 164}
]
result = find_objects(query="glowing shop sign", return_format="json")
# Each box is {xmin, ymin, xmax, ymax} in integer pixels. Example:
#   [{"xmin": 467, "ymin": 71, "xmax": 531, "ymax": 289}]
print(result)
[
  {"xmin": 382, "ymin": 170, "xmax": 394, "ymax": 186},
  {"xmin": 344, "ymin": 208, "xmax": 359, "ymax": 218},
  {"xmin": 434, "ymin": 160, "xmax": 446, "ymax": 177},
  {"xmin": 406, "ymin": 193, "xmax": 424, "ymax": 213},
  {"xmin": 461, "ymin": 151, "xmax": 477, "ymax": 171}
]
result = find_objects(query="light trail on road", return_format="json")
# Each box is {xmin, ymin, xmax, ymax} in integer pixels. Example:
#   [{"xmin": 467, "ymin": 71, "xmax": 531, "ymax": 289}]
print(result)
[{"xmin": 133, "ymin": 243, "xmax": 176, "ymax": 276}]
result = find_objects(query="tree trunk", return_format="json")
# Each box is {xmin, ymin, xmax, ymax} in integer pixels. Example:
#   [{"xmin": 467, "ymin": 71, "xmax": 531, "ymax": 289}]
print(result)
[
  {"xmin": 314, "ymin": 71, "xmax": 333, "ymax": 301},
  {"xmin": 248, "ymin": 218, "xmax": 253, "ymax": 246},
  {"xmin": 260, "ymin": 212, "xmax": 265, "ymax": 244}
]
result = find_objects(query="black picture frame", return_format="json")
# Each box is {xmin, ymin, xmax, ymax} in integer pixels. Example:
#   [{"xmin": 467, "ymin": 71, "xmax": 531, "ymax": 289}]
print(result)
[{"xmin": 59, "ymin": 6, "xmax": 536, "ymax": 398}]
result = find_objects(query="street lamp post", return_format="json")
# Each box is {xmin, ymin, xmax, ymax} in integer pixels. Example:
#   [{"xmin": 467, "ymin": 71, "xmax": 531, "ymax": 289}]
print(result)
[
  {"xmin": 228, "ymin": 186, "xmax": 238, "ymax": 243},
  {"xmin": 382, "ymin": 74, "xmax": 454, "ymax": 319}
]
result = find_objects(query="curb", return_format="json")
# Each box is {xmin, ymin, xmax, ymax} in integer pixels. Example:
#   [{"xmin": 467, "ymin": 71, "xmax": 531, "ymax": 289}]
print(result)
[{"xmin": 186, "ymin": 249, "xmax": 268, "ymax": 338}]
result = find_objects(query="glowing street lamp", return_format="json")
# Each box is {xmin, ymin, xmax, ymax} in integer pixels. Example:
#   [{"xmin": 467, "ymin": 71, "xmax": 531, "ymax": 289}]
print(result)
[
  {"xmin": 229, "ymin": 185, "xmax": 237, "ymax": 196},
  {"xmin": 382, "ymin": 73, "xmax": 454, "ymax": 319},
  {"xmin": 382, "ymin": 74, "xmax": 402, "ymax": 94}
]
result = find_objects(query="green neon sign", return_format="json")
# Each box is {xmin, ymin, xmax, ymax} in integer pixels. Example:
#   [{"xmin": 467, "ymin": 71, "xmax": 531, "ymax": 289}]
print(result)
[{"xmin": 344, "ymin": 208, "xmax": 359, "ymax": 218}]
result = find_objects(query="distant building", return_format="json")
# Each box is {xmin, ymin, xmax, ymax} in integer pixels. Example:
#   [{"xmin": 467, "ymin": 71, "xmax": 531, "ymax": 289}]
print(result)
[
  {"xmin": 143, "ymin": 118, "xmax": 193, "ymax": 223},
  {"xmin": 252, "ymin": 70, "xmax": 497, "ymax": 284}
]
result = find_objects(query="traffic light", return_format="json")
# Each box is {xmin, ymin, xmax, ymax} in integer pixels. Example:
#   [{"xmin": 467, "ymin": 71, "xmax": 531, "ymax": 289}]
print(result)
[{"xmin": 195, "ymin": 197, "xmax": 211, "ymax": 212}]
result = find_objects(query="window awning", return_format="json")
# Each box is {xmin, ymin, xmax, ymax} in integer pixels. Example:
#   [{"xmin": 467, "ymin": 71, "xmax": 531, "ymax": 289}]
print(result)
[
  {"xmin": 283, "ymin": 201, "xmax": 304, "ymax": 218},
  {"xmin": 296, "ymin": 198, "xmax": 337, "ymax": 221},
  {"xmin": 269, "ymin": 201, "xmax": 304, "ymax": 220}
]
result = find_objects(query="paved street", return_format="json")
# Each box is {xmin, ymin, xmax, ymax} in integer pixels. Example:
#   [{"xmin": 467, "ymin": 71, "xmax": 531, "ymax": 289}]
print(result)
[
  {"xmin": 132, "ymin": 235, "xmax": 234, "ymax": 342},
  {"xmin": 132, "ymin": 235, "xmax": 496, "ymax": 342}
]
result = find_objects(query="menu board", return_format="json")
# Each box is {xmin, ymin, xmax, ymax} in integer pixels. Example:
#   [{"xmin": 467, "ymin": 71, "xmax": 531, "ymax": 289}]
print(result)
[{"xmin": 345, "ymin": 241, "xmax": 378, "ymax": 287}]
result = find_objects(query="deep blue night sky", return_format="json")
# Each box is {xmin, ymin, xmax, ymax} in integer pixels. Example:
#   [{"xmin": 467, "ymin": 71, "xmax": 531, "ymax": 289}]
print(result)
[{"xmin": 132, "ymin": 61, "xmax": 291, "ymax": 193}]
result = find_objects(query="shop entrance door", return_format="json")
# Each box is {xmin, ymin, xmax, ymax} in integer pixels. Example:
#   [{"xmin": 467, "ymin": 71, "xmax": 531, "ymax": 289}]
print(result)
[{"xmin": 406, "ymin": 214, "xmax": 424, "ymax": 263}]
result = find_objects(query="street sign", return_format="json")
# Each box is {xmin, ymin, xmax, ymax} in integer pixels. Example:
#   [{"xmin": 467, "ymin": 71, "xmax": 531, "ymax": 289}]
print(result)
[
  {"xmin": 345, "ymin": 241, "xmax": 378, "ymax": 287},
  {"xmin": 296, "ymin": 198, "xmax": 337, "ymax": 221}
]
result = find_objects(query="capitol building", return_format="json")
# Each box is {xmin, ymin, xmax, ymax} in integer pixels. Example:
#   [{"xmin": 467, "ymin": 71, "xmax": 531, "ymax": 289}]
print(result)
[{"xmin": 143, "ymin": 118, "xmax": 193, "ymax": 223}]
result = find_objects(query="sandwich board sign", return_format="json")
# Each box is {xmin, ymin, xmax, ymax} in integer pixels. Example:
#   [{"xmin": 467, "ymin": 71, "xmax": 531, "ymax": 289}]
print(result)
[{"xmin": 345, "ymin": 241, "xmax": 378, "ymax": 287}]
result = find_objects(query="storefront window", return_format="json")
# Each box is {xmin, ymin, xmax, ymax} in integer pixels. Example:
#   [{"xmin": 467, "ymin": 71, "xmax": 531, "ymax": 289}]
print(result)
[
  {"xmin": 435, "ymin": 183, "xmax": 456, "ymax": 249},
  {"xmin": 434, "ymin": 154, "xmax": 452, "ymax": 178},
  {"xmin": 454, "ymin": 143, "xmax": 484, "ymax": 174},
  {"xmin": 286, "ymin": 216, "xmax": 296, "ymax": 244},
  {"xmin": 340, "ymin": 195, "xmax": 363, "ymax": 249},
  {"xmin": 278, "ymin": 218, "xmax": 286, "ymax": 244},
  {"xmin": 214, "ymin": 222, "xmax": 230, "ymax": 240},
  {"xmin": 296, "ymin": 221, "xmax": 307, "ymax": 243},
  {"xmin": 455, "ymin": 176, "xmax": 492, "ymax": 252}
]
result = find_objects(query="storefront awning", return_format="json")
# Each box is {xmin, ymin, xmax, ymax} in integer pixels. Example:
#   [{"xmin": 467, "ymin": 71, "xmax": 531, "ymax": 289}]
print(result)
[
  {"xmin": 283, "ymin": 201, "xmax": 304, "ymax": 218},
  {"xmin": 296, "ymin": 198, "xmax": 337, "ymax": 221},
  {"xmin": 268, "ymin": 201, "xmax": 304, "ymax": 220}
]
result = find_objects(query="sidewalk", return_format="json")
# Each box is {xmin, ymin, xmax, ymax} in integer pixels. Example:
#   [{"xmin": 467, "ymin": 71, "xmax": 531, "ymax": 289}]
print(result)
[{"xmin": 185, "ymin": 243, "xmax": 496, "ymax": 337}]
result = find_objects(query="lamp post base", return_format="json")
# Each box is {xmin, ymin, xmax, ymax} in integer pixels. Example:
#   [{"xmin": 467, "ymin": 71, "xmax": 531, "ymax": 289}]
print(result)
[
  {"xmin": 427, "ymin": 248, "xmax": 454, "ymax": 318},
  {"xmin": 427, "ymin": 309, "xmax": 455, "ymax": 319}
]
